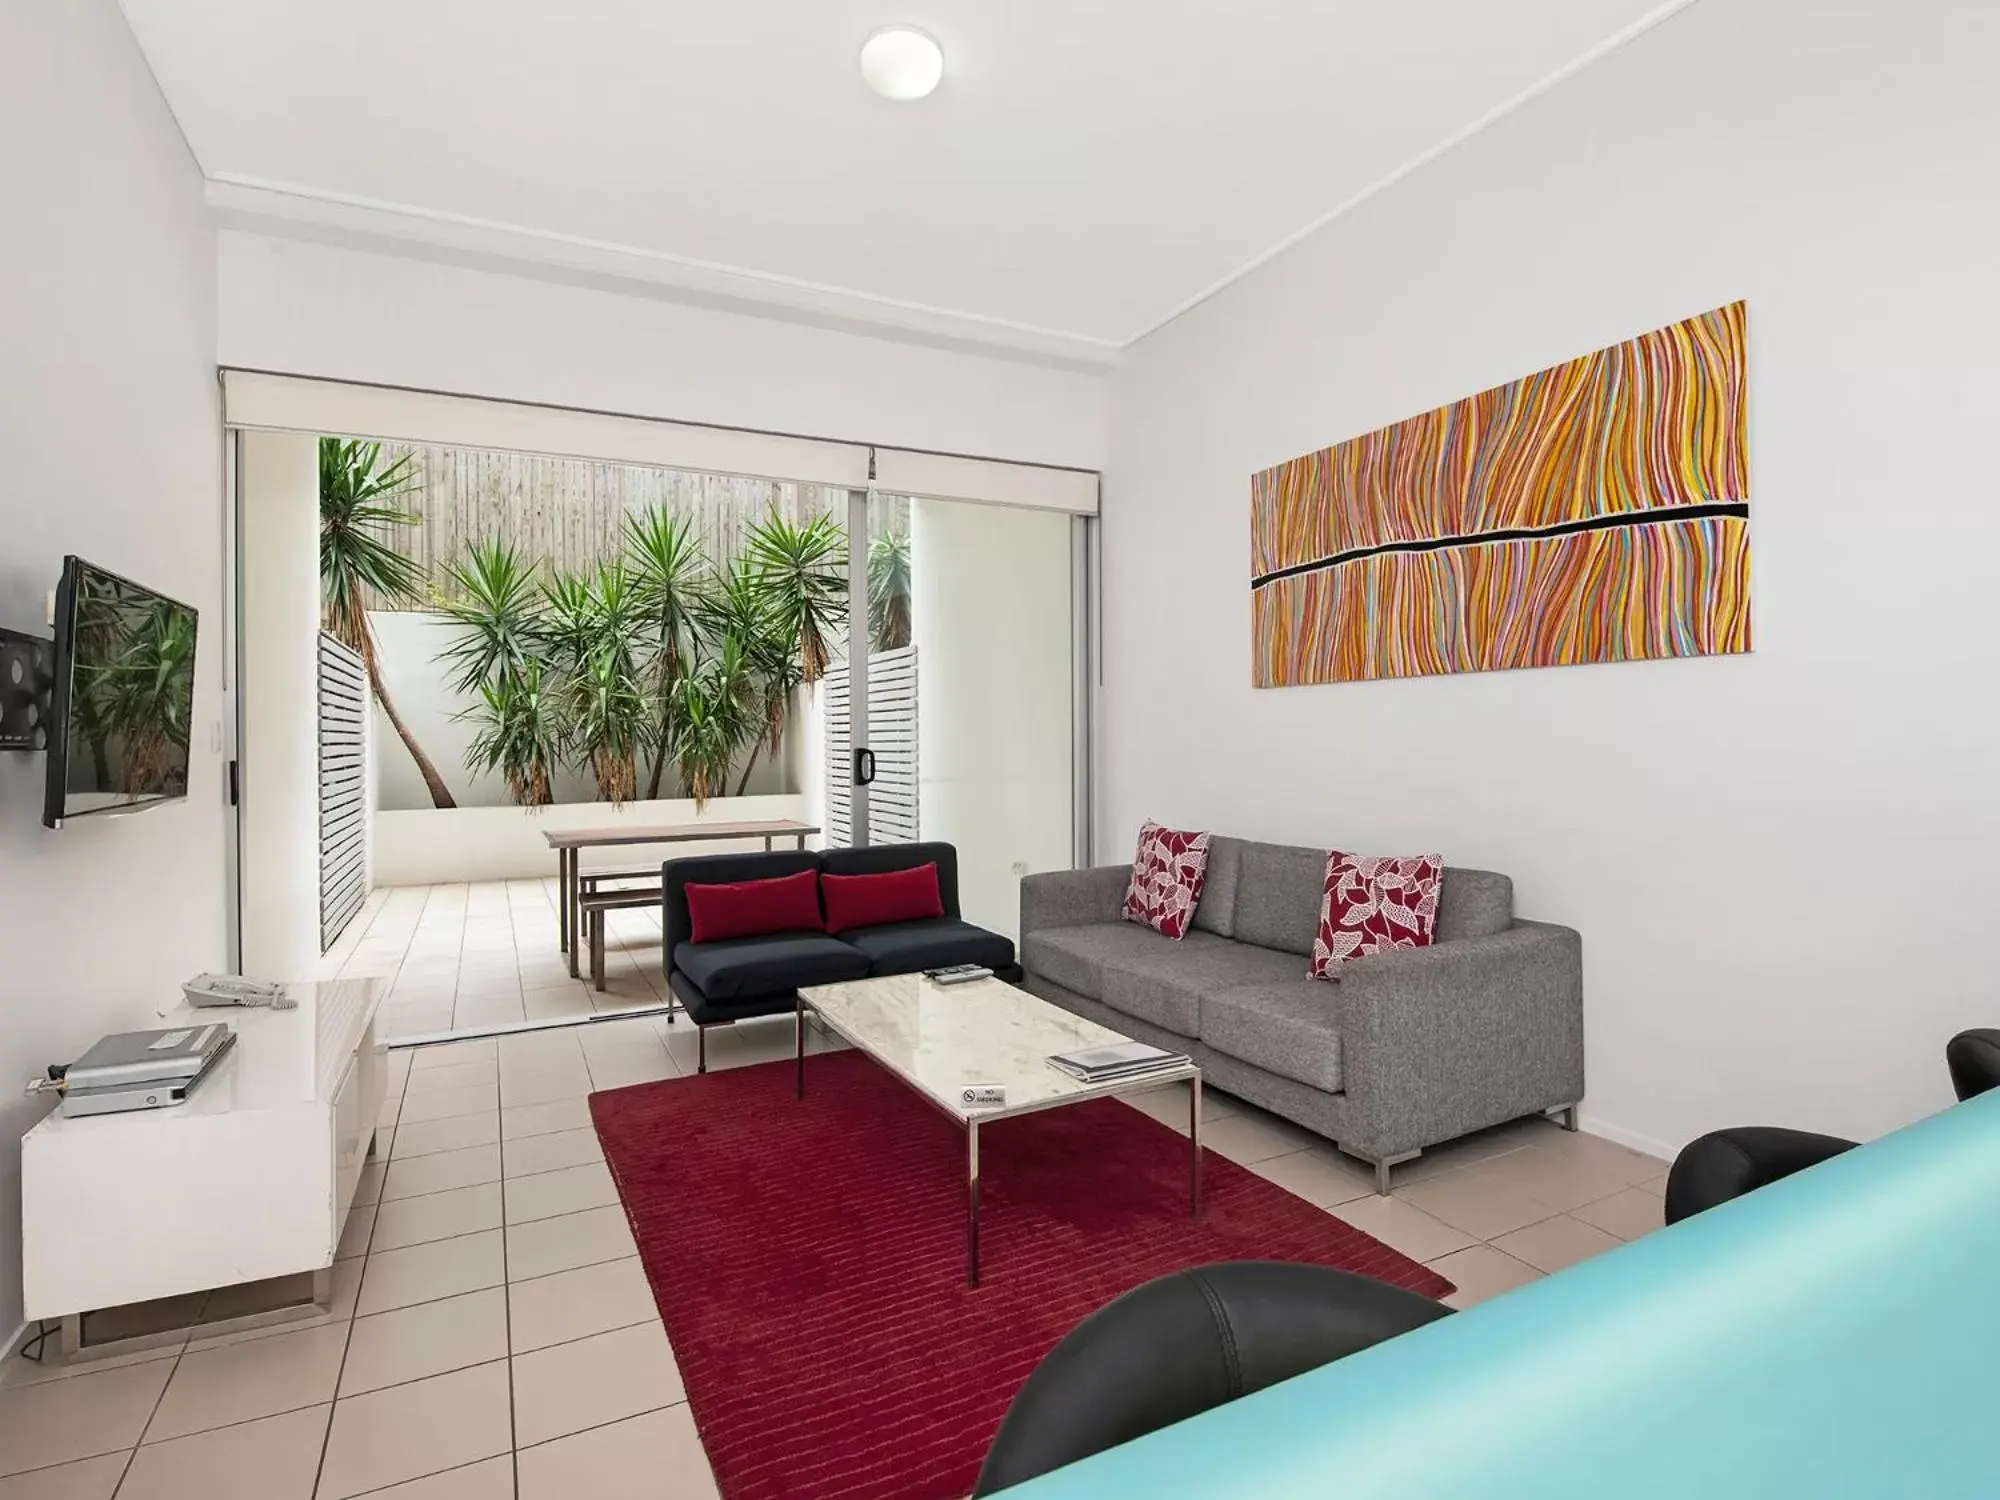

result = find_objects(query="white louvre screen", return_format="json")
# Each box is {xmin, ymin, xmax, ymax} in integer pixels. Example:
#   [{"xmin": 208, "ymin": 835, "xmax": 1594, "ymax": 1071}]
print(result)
[
  {"xmin": 318, "ymin": 633, "xmax": 369, "ymax": 951},
  {"xmin": 822, "ymin": 646, "xmax": 918, "ymax": 846}
]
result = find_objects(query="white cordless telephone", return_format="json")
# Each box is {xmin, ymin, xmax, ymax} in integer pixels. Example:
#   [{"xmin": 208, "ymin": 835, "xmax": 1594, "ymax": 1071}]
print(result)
[{"xmin": 182, "ymin": 973, "xmax": 296, "ymax": 1009}]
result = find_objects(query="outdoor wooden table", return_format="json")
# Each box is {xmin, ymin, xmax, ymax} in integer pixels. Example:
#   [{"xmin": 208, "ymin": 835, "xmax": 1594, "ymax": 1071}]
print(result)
[{"xmin": 542, "ymin": 819, "xmax": 819, "ymax": 972}]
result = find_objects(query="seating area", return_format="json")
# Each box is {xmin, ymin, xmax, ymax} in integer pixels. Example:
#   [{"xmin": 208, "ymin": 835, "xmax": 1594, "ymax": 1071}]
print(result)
[
  {"xmin": 9, "ymin": 2, "xmax": 1999, "ymax": 1497},
  {"xmin": 662, "ymin": 843, "xmax": 1022, "ymax": 1070}
]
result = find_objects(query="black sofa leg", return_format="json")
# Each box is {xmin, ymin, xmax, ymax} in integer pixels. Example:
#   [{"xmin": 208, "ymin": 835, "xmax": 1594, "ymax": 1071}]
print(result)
[{"xmin": 697, "ymin": 1024, "xmax": 707, "ymax": 1074}]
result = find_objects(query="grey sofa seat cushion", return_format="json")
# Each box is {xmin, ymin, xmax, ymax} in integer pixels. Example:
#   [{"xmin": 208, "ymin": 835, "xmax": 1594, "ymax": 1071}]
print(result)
[
  {"xmin": 1022, "ymin": 924, "xmax": 1301, "ymax": 1035},
  {"xmin": 1189, "ymin": 836, "xmax": 1243, "ymax": 939},
  {"xmin": 1201, "ymin": 983, "xmax": 1344, "ymax": 1094},
  {"xmin": 1022, "ymin": 923, "xmax": 1225, "ymax": 1008},
  {"xmin": 1435, "ymin": 869, "xmax": 1513, "ymax": 940}
]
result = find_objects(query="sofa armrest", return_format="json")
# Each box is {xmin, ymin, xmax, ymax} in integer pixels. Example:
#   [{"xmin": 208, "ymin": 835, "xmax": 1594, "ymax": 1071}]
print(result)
[
  {"xmin": 1020, "ymin": 865, "xmax": 1132, "ymax": 935},
  {"xmin": 1331, "ymin": 919, "xmax": 1584, "ymax": 1158}
]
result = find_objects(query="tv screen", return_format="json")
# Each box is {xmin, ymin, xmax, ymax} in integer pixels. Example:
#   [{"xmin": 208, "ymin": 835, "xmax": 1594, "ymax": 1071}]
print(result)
[{"xmin": 43, "ymin": 556, "xmax": 199, "ymax": 828}]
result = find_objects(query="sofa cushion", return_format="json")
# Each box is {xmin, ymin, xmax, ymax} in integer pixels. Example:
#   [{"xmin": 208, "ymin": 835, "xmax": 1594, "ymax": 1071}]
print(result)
[
  {"xmin": 1023, "ymin": 922, "xmax": 1231, "ymax": 1005},
  {"xmin": 1189, "ymin": 836, "xmax": 1243, "ymax": 939},
  {"xmin": 1123, "ymin": 822, "xmax": 1212, "ymax": 940},
  {"xmin": 822, "ymin": 863, "xmax": 945, "ymax": 934},
  {"xmin": 672, "ymin": 933, "xmax": 870, "ymax": 1002},
  {"xmin": 1200, "ymin": 983, "xmax": 1345, "ymax": 1094},
  {"xmin": 683, "ymin": 867, "xmax": 824, "ymax": 944},
  {"xmin": 842, "ymin": 918, "xmax": 1015, "ymax": 977},
  {"xmin": 1435, "ymin": 868, "xmax": 1514, "ymax": 940},
  {"xmin": 1231, "ymin": 841, "xmax": 1331, "ymax": 956},
  {"xmin": 1101, "ymin": 937, "xmax": 1310, "ymax": 1035},
  {"xmin": 1309, "ymin": 851, "xmax": 1444, "ymax": 978}
]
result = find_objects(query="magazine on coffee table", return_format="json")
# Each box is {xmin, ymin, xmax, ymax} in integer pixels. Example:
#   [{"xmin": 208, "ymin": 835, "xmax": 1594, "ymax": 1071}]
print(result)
[{"xmin": 1047, "ymin": 1040, "xmax": 1189, "ymax": 1083}]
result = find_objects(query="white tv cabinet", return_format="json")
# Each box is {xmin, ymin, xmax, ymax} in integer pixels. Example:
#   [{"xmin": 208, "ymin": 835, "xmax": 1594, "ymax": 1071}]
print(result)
[{"xmin": 21, "ymin": 976, "xmax": 388, "ymax": 1352}]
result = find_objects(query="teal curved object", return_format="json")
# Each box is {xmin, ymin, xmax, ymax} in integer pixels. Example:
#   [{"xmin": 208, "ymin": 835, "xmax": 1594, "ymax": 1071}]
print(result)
[{"xmin": 1006, "ymin": 1091, "xmax": 2000, "ymax": 1498}]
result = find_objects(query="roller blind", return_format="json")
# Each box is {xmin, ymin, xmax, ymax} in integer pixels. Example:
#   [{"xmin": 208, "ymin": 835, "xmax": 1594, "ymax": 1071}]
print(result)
[
  {"xmin": 222, "ymin": 371, "xmax": 873, "ymax": 489},
  {"xmin": 871, "ymin": 448, "xmax": 1099, "ymax": 515},
  {"xmin": 222, "ymin": 371, "xmax": 1099, "ymax": 513}
]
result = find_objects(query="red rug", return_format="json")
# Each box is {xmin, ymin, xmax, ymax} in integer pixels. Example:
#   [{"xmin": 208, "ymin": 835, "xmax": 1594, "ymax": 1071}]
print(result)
[{"xmin": 590, "ymin": 1053, "xmax": 1452, "ymax": 1500}]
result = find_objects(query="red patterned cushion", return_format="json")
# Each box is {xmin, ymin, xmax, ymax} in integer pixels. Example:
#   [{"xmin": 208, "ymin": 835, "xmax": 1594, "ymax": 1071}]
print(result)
[
  {"xmin": 1122, "ymin": 821, "xmax": 1212, "ymax": 940},
  {"xmin": 1310, "ymin": 851, "xmax": 1445, "ymax": 978}
]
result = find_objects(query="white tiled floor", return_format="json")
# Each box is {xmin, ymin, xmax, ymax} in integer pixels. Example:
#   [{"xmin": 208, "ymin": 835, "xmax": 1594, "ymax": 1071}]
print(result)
[
  {"xmin": 316, "ymin": 880, "xmax": 672, "ymax": 1039},
  {"xmin": 0, "ymin": 887, "xmax": 1672, "ymax": 1496}
]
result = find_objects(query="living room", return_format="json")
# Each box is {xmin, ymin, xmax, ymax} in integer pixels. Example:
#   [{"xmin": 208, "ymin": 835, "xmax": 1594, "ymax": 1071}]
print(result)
[{"xmin": 2, "ymin": 1, "xmax": 1997, "ymax": 1497}]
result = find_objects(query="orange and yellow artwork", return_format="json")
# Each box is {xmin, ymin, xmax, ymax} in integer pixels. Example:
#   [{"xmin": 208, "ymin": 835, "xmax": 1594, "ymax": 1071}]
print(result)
[{"xmin": 1250, "ymin": 302, "xmax": 1751, "ymax": 686}]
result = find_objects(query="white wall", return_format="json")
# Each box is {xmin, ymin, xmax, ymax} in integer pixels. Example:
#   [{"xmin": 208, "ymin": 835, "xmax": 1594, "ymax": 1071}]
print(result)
[
  {"xmin": 0, "ymin": 0, "xmax": 221, "ymax": 1341},
  {"xmin": 1101, "ymin": 0, "xmax": 2000, "ymax": 1158},
  {"xmin": 216, "ymin": 234, "xmax": 1106, "ymax": 471},
  {"xmin": 238, "ymin": 432, "xmax": 323, "ymax": 978},
  {"xmin": 367, "ymin": 612, "xmax": 793, "ymax": 811},
  {"xmin": 912, "ymin": 500, "xmax": 1074, "ymax": 939}
]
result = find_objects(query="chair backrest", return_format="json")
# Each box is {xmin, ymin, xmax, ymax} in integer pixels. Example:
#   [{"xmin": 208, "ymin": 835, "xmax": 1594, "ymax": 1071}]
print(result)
[
  {"xmin": 819, "ymin": 841, "xmax": 963, "ymax": 919},
  {"xmin": 1946, "ymin": 1029, "xmax": 2000, "ymax": 1102},
  {"xmin": 661, "ymin": 850, "xmax": 823, "ymax": 969},
  {"xmin": 972, "ymin": 1261, "xmax": 1449, "ymax": 1496}
]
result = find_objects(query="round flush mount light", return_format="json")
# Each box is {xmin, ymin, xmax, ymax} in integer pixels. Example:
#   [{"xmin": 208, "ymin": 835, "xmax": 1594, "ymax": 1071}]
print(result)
[{"xmin": 860, "ymin": 27, "xmax": 944, "ymax": 101}]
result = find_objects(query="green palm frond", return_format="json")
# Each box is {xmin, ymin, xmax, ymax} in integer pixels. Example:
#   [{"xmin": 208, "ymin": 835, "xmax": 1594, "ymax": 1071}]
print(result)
[
  {"xmin": 743, "ymin": 510, "xmax": 847, "ymax": 683},
  {"xmin": 437, "ymin": 539, "xmax": 543, "ymax": 695}
]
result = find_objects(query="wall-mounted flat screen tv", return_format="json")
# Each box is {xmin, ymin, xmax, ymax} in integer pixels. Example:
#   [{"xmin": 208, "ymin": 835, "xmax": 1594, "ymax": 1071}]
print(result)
[{"xmin": 43, "ymin": 556, "xmax": 198, "ymax": 828}]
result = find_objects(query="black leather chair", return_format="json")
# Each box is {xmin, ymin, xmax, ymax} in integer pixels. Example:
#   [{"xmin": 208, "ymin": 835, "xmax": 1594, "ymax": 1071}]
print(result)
[
  {"xmin": 973, "ymin": 1262, "xmax": 1451, "ymax": 1496},
  {"xmin": 1665, "ymin": 1028, "xmax": 2000, "ymax": 1226}
]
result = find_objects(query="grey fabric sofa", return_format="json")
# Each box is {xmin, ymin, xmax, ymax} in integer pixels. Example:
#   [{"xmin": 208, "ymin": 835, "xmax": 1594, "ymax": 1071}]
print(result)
[{"xmin": 1019, "ymin": 838, "xmax": 1583, "ymax": 1192}]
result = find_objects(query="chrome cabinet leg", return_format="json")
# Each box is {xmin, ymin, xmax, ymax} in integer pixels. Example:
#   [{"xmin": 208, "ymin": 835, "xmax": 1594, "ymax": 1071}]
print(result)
[
  {"xmin": 967, "ymin": 1120, "xmax": 981, "ymax": 1288},
  {"xmin": 1189, "ymin": 1074, "xmax": 1203, "ymax": 1218}
]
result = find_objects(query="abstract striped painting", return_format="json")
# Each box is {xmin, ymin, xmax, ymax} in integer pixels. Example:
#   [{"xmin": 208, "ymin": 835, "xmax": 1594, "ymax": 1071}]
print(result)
[{"xmin": 1251, "ymin": 302, "xmax": 1750, "ymax": 686}]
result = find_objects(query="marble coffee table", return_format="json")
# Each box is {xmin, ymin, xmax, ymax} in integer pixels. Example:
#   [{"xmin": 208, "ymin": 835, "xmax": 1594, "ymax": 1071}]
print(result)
[{"xmin": 795, "ymin": 972, "xmax": 1202, "ymax": 1286}]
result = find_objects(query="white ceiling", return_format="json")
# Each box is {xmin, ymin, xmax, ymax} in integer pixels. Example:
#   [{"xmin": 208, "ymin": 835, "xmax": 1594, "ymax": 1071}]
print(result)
[{"xmin": 121, "ymin": 0, "xmax": 1681, "ymax": 356}]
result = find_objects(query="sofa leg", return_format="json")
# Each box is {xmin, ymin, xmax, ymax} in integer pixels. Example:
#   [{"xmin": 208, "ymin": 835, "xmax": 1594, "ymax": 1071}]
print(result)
[
  {"xmin": 1552, "ymin": 1104, "xmax": 1580, "ymax": 1132},
  {"xmin": 1355, "ymin": 1148, "xmax": 1421, "ymax": 1196},
  {"xmin": 697, "ymin": 1025, "xmax": 707, "ymax": 1074},
  {"xmin": 1375, "ymin": 1159, "xmax": 1393, "ymax": 1197}
]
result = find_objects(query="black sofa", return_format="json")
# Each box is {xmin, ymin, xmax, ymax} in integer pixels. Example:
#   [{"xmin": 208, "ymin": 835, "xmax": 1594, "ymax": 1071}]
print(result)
[{"xmin": 663, "ymin": 841, "xmax": 1022, "ymax": 1071}]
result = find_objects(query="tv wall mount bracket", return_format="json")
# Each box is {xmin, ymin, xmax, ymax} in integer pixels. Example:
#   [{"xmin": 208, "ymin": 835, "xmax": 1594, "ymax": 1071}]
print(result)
[{"xmin": 0, "ymin": 627, "xmax": 54, "ymax": 753}]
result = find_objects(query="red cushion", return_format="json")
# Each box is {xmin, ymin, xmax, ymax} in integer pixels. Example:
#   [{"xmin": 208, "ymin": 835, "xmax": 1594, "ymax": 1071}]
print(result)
[
  {"xmin": 1123, "ymin": 821, "xmax": 1211, "ymax": 940},
  {"xmin": 684, "ymin": 868, "xmax": 824, "ymax": 944},
  {"xmin": 1309, "ymin": 851, "xmax": 1445, "ymax": 978},
  {"xmin": 820, "ymin": 864, "xmax": 945, "ymax": 935}
]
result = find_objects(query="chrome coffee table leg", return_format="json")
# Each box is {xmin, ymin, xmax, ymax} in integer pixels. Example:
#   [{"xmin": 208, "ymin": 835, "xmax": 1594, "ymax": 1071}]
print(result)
[
  {"xmin": 795, "ymin": 997, "xmax": 806, "ymax": 1100},
  {"xmin": 1190, "ymin": 1073, "xmax": 1203, "ymax": 1218},
  {"xmin": 967, "ymin": 1120, "xmax": 981, "ymax": 1287}
]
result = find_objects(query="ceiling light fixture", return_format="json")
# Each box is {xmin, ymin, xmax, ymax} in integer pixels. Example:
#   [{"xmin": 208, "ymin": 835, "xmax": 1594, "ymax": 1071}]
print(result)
[{"xmin": 860, "ymin": 27, "xmax": 944, "ymax": 102}]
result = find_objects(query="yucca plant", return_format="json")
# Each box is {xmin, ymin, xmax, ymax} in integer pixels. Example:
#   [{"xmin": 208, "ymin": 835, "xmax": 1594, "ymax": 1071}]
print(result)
[
  {"xmin": 696, "ymin": 558, "xmax": 800, "ymax": 795},
  {"xmin": 743, "ymin": 510, "xmax": 847, "ymax": 684},
  {"xmin": 460, "ymin": 659, "xmax": 560, "ymax": 808},
  {"xmin": 437, "ymin": 539, "xmax": 544, "ymax": 695},
  {"xmin": 566, "ymin": 646, "xmax": 647, "ymax": 803},
  {"xmin": 868, "ymin": 528, "xmax": 912, "ymax": 652},
  {"xmin": 541, "ymin": 562, "xmax": 648, "ymax": 804},
  {"xmin": 319, "ymin": 437, "xmax": 455, "ymax": 808},
  {"xmin": 626, "ymin": 508, "xmax": 709, "ymax": 798},
  {"xmin": 666, "ymin": 634, "xmax": 758, "ymax": 808}
]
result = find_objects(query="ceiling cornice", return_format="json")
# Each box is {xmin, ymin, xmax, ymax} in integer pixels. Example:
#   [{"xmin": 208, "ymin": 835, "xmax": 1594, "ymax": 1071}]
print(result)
[{"xmin": 206, "ymin": 176, "xmax": 1124, "ymax": 374}]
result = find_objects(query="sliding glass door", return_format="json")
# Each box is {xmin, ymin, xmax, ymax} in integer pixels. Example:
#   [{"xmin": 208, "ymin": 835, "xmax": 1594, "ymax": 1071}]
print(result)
[{"xmin": 845, "ymin": 492, "xmax": 1078, "ymax": 939}]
